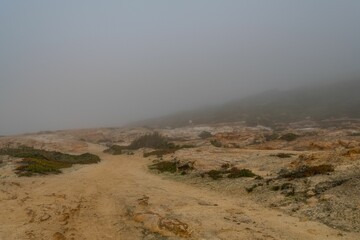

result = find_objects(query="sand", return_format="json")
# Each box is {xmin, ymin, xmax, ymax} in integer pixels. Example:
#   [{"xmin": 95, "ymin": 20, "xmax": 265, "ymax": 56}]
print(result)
[{"xmin": 1, "ymin": 142, "xmax": 358, "ymax": 239}]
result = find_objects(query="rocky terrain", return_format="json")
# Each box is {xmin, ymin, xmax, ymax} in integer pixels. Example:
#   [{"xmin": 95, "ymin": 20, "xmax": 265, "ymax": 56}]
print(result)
[{"xmin": 0, "ymin": 119, "xmax": 360, "ymax": 239}]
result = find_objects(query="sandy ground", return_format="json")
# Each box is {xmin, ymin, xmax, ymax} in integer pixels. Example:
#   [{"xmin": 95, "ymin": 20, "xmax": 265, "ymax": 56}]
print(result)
[{"xmin": 1, "ymin": 143, "xmax": 358, "ymax": 240}]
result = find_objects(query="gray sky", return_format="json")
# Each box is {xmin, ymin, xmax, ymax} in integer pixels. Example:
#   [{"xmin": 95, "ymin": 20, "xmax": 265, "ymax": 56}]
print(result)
[{"xmin": 1, "ymin": 0, "xmax": 360, "ymax": 135}]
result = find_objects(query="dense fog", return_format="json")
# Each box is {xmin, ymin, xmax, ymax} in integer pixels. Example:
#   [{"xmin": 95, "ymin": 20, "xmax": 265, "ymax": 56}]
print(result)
[{"xmin": 1, "ymin": 1, "xmax": 360, "ymax": 135}]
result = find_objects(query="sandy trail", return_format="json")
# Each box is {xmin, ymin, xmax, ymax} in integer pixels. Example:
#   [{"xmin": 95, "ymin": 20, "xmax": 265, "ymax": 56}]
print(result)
[{"xmin": 0, "ymin": 144, "xmax": 358, "ymax": 240}]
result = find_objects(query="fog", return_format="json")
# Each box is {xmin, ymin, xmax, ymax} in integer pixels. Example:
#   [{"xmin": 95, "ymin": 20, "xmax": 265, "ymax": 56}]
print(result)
[{"xmin": 1, "ymin": 1, "xmax": 360, "ymax": 135}]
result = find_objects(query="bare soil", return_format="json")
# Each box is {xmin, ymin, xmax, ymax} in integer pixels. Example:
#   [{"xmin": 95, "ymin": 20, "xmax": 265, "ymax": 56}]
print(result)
[{"xmin": 1, "ymin": 123, "xmax": 360, "ymax": 239}]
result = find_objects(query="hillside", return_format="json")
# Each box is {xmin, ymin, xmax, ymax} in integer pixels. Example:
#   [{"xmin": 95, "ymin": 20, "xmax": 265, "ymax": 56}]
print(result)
[{"xmin": 137, "ymin": 79, "xmax": 360, "ymax": 128}]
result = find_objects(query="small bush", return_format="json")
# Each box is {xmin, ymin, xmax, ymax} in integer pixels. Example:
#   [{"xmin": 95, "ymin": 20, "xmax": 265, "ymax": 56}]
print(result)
[
  {"xmin": 280, "ymin": 133, "xmax": 299, "ymax": 142},
  {"xmin": 271, "ymin": 153, "xmax": 294, "ymax": 158},
  {"xmin": 280, "ymin": 183, "xmax": 295, "ymax": 196},
  {"xmin": 0, "ymin": 146, "xmax": 100, "ymax": 176},
  {"xmin": 199, "ymin": 131, "xmax": 212, "ymax": 139},
  {"xmin": 178, "ymin": 144, "xmax": 195, "ymax": 149},
  {"xmin": 265, "ymin": 133, "xmax": 279, "ymax": 141},
  {"xmin": 129, "ymin": 132, "xmax": 169, "ymax": 149},
  {"xmin": 15, "ymin": 158, "xmax": 70, "ymax": 176},
  {"xmin": 221, "ymin": 163, "xmax": 230, "ymax": 169},
  {"xmin": 227, "ymin": 168, "xmax": 256, "ymax": 178},
  {"xmin": 103, "ymin": 145, "xmax": 124, "ymax": 155},
  {"xmin": 143, "ymin": 144, "xmax": 194, "ymax": 158},
  {"xmin": 207, "ymin": 170, "xmax": 223, "ymax": 180},
  {"xmin": 246, "ymin": 184, "xmax": 258, "ymax": 193},
  {"xmin": 0, "ymin": 146, "xmax": 100, "ymax": 164},
  {"xmin": 144, "ymin": 149, "xmax": 176, "ymax": 158},
  {"xmin": 278, "ymin": 164, "xmax": 334, "ymax": 179},
  {"xmin": 206, "ymin": 167, "xmax": 257, "ymax": 180},
  {"xmin": 210, "ymin": 139, "xmax": 222, "ymax": 148},
  {"xmin": 349, "ymin": 132, "xmax": 360, "ymax": 136},
  {"xmin": 148, "ymin": 161, "xmax": 177, "ymax": 173}
]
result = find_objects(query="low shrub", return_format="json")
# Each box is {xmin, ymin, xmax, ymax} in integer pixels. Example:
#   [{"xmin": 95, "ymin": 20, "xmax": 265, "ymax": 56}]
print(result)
[
  {"xmin": 227, "ymin": 168, "xmax": 256, "ymax": 178},
  {"xmin": 279, "ymin": 133, "xmax": 299, "ymax": 142},
  {"xmin": 207, "ymin": 170, "xmax": 223, "ymax": 180},
  {"xmin": 129, "ymin": 132, "xmax": 169, "ymax": 149},
  {"xmin": 280, "ymin": 183, "xmax": 295, "ymax": 196},
  {"xmin": 148, "ymin": 161, "xmax": 177, "ymax": 173},
  {"xmin": 199, "ymin": 131, "xmax": 213, "ymax": 139},
  {"xmin": 143, "ymin": 144, "xmax": 194, "ymax": 158},
  {"xmin": 206, "ymin": 167, "xmax": 257, "ymax": 180},
  {"xmin": 278, "ymin": 164, "xmax": 334, "ymax": 179},
  {"xmin": 246, "ymin": 184, "xmax": 258, "ymax": 193},
  {"xmin": 0, "ymin": 146, "xmax": 100, "ymax": 176},
  {"xmin": 349, "ymin": 132, "xmax": 360, "ymax": 136},
  {"xmin": 15, "ymin": 158, "xmax": 71, "ymax": 176},
  {"xmin": 210, "ymin": 140, "xmax": 222, "ymax": 148},
  {"xmin": 144, "ymin": 149, "xmax": 176, "ymax": 158},
  {"xmin": 221, "ymin": 163, "xmax": 230, "ymax": 169},
  {"xmin": 271, "ymin": 153, "xmax": 294, "ymax": 158},
  {"xmin": 271, "ymin": 185, "xmax": 280, "ymax": 191},
  {"xmin": 103, "ymin": 145, "xmax": 124, "ymax": 155},
  {"xmin": 264, "ymin": 133, "xmax": 279, "ymax": 141}
]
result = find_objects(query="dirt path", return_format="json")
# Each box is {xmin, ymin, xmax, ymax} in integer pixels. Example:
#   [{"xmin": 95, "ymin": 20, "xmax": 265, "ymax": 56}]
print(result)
[{"xmin": 0, "ymin": 144, "xmax": 358, "ymax": 239}]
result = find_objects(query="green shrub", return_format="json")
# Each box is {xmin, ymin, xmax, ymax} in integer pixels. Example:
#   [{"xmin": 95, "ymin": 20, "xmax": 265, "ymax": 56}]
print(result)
[
  {"xmin": 227, "ymin": 168, "xmax": 256, "ymax": 178},
  {"xmin": 264, "ymin": 133, "xmax": 279, "ymax": 141},
  {"xmin": 143, "ymin": 144, "xmax": 194, "ymax": 158},
  {"xmin": 129, "ymin": 132, "xmax": 169, "ymax": 149},
  {"xmin": 178, "ymin": 144, "xmax": 195, "ymax": 149},
  {"xmin": 278, "ymin": 164, "xmax": 334, "ymax": 179},
  {"xmin": 0, "ymin": 146, "xmax": 100, "ymax": 176},
  {"xmin": 15, "ymin": 158, "xmax": 71, "ymax": 176},
  {"xmin": 144, "ymin": 149, "xmax": 176, "ymax": 158},
  {"xmin": 103, "ymin": 145, "xmax": 124, "ymax": 155},
  {"xmin": 349, "ymin": 132, "xmax": 360, "ymax": 136},
  {"xmin": 221, "ymin": 163, "xmax": 230, "ymax": 169},
  {"xmin": 280, "ymin": 133, "xmax": 299, "ymax": 142},
  {"xmin": 148, "ymin": 161, "xmax": 177, "ymax": 173},
  {"xmin": 210, "ymin": 139, "xmax": 222, "ymax": 148},
  {"xmin": 245, "ymin": 184, "xmax": 257, "ymax": 193},
  {"xmin": 206, "ymin": 167, "xmax": 257, "ymax": 180},
  {"xmin": 199, "ymin": 131, "xmax": 212, "ymax": 139},
  {"xmin": 207, "ymin": 170, "xmax": 223, "ymax": 180},
  {"xmin": 271, "ymin": 153, "xmax": 294, "ymax": 158}
]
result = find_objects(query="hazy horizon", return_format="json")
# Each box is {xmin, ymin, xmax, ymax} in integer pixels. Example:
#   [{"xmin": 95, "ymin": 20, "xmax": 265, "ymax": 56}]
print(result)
[{"xmin": 1, "ymin": 1, "xmax": 360, "ymax": 135}]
